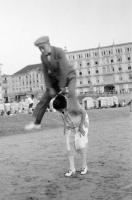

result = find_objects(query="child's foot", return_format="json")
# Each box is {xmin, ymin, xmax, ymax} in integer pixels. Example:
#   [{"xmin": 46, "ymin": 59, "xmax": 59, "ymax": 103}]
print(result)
[
  {"xmin": 64, "ymin": 169, "xmax": 76, "ymax": 177},
  {"xmin": 80, "ymin": 166, "xmax": 88, "ymax": 175}
]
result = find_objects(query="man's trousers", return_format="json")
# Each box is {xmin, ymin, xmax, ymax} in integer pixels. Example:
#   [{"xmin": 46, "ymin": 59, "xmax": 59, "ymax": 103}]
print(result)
[{"xmin": 33, "ymin": 77, "xmax": 83, "ymax": 125}]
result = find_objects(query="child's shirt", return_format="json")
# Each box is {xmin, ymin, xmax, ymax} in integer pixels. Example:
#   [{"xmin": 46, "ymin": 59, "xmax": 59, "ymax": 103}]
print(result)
[{"xmin": 61, "ymin": 110, "xmax": 89, "ymax": 135}]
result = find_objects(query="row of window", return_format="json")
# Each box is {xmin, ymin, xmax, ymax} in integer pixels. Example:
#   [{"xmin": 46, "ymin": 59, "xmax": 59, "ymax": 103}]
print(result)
[
  {"xmin": 79, "ymin": 88, "xmax": 131, "ymax": 95},
  {"xmin": 11, "ymin": 78, "xmax": 44, "ymax": 86},
  {"xmin": 12, "ymin": 73, "xmax": 43, "ymax": 83},
  {"xmin": 68, "ymin": 46, "xmax": 132, "ymax": 60},
  {"xmin": 13, "ymin": 78, "xmax": 43, "ymax": 83},
  {"xmin": 78, "ymin": 66, "xmax": 132, "ymax": 76},
  {"xmin": 78, "ymin": 56, "xmax": 131, "ymax": 67},
  {"xmin": 12, "ymin": 85, "xmax": 44, "ymax": 92},
  {"xmin": 79, "ymin": 74, "xmax": 132, "ymax": 85}
]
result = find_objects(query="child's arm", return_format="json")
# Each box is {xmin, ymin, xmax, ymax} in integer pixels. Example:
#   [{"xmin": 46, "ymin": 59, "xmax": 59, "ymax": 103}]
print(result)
[
  {"xmin": 61, "ymin": 114, "xmax": 67, "ymax": 135},
  {"xmin": 79, "ymin": 110, "xmax": 87, "ymax": 135},
  {"xmin": 79, "ymin": 112, "xmax": 89, "ymax": 136}
]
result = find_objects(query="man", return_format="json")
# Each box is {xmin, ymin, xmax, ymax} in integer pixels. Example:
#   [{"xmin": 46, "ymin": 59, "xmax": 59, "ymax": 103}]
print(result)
[{"xmin": 25, "ymin": 36, "xmax": 86, "ymax": 133}]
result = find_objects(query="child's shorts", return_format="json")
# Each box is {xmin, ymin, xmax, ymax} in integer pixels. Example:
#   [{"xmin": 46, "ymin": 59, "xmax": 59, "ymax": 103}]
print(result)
[
  {"xmin": 65, "ymin": 128, "xmax": 88, "ymax": 152},
  {"xmin": 75, "ymin": 130, "xmax": 88, "ymax": 150}
]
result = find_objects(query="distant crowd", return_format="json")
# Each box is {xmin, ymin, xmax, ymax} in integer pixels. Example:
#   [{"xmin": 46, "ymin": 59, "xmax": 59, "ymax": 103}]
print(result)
[
  {"xmin": 0, "ymin": 95, "xmax": 130, "ymax": 117},
  {"xmin": 0, "ymin": 95, "xmax": 38, "ymax": 116}
]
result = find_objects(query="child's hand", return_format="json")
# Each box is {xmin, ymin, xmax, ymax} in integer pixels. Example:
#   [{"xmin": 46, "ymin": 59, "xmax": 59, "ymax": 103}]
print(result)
[{"xmin": 79, "ymin": 125, "xmax": 85, "ymax": 136}]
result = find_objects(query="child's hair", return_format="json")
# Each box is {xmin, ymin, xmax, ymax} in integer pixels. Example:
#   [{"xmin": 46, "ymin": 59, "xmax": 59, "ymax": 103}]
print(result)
[{"xmin": 53, "ymin": 94, "xmax": 67, "ymax": 111}]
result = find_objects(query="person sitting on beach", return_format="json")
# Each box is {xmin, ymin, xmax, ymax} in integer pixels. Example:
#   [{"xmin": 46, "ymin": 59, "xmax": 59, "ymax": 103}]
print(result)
[{"xmin": 52, "ymin": 94, "xmax": 89, "ymax": 177}]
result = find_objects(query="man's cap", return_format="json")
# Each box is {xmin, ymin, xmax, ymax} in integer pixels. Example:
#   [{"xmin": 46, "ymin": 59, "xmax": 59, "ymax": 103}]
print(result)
[{"xmin": 34, "ymin": 36, "xmax": 50, "ymax": 46}]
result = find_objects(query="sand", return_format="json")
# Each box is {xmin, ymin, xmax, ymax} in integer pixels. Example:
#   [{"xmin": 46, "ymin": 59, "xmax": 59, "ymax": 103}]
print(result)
[{"xmin": 0, "ymin": 108, "xmax": 132, "ymax": 200}]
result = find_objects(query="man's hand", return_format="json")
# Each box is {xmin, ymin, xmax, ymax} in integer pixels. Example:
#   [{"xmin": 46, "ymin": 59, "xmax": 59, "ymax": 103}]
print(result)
[
  {"xmin": 60, "ymin": 87, "xmax": 67, "ymax": 95},
  {"xmin": 49, "ymin": 88, "xmax": 56, "ymax": 96}
]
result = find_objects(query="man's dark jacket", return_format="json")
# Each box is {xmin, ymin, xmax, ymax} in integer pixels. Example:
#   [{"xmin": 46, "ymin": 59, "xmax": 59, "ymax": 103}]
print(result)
[{"xmin": 41, "ymin": 46, "xmax": 76, "ymax": 90}]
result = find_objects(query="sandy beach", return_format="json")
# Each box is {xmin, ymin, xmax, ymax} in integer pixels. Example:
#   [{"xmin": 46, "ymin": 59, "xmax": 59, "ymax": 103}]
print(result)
[{"xmin": 0, "ymin": 108, "xmax": 132, "ymax": 200}]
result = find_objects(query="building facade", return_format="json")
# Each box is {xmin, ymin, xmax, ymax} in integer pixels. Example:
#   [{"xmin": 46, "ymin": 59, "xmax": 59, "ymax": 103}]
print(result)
[
  {"xmin": 0, "ymin": 66, "xmax": 3, "ymax": 102},
  {"xmin": 2, "ymin": 74, "xmax": 13, "ymax": 102},
  {"xmin": 67, "ymin": 42, "xmax": 132, "ymax": 96},
  {"xmin": 1, "ymin": 42, "xmax": 132, "ymax": 102},
  {"xmin": 2, "ymin": 64, "xmax": 45, "ymax": 102}
]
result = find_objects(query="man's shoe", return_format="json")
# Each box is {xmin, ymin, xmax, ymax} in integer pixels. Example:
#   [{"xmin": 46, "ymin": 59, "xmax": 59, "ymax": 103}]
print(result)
[
  {"xmin": 64, "ymin": 169, "xmax": 76, "ymax": 177},
  {"xmin": 80, "ymin": 166, "xmax": 88, "ymax": 175},
  {"xmin": 25, "ymin": 122, "xmax": 41, "ymax": 130}
]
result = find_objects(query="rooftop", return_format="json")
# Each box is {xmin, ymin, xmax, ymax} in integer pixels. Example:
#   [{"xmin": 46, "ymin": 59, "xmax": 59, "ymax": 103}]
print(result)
[
  {"xmin": 13, "ymin": 63, "xmax": 42, "ymax": 75},
  {"xmin": 67, "ymin": 42, "xmax": 132, "ymax": 54}
]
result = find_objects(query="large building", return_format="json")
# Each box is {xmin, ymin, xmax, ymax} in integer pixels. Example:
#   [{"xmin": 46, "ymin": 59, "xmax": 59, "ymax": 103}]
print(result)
[
  {"xmin": 67, "ymin": 42, "xmax": 132, "ymax": 96},
  {"xmin": 2, "ymin": 74, "xmax": 12, "ymax": 102},
  {"xmin": 2, "ymin": 64, "xmax": 45, "ymax": 101},
  {"xmin": 1, "ymin": 42, "xmax": 132, "ymax": 101},
  {"xmin": 0, "ymin": 66, "xmax": 3, "ymax": 102}
]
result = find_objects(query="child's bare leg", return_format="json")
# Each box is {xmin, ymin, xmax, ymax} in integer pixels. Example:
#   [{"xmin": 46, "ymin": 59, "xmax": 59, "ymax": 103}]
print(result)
[
  {"xmin": 80, "ymin": 146, "xmax": 88, "ymax": 175},
  {"xmin": 67, "ymin": 151, "xmax": 75, "ymax": 171},
  {"xmin": 81, "ymin": 147, "xmax": 87, "ymax": 169},
  {"xmin": 64, "ymin": 150, "xmax": 76, "ymax": 177},
  {"xmin": 65, "ymin": 133, "xmax": 76, "ymax": 176}
]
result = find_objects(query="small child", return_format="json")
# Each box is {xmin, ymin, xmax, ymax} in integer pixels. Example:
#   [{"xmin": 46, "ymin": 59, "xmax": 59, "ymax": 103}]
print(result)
[{"xmin": 53, "ymin": 94, "xmax": 89, "ymax": 177}]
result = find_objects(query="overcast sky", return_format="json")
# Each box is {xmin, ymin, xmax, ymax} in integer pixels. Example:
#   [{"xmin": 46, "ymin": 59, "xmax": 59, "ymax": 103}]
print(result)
[{"xmin": 0, "ymin": 0, "xmax": 132, "ymax": 75}]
